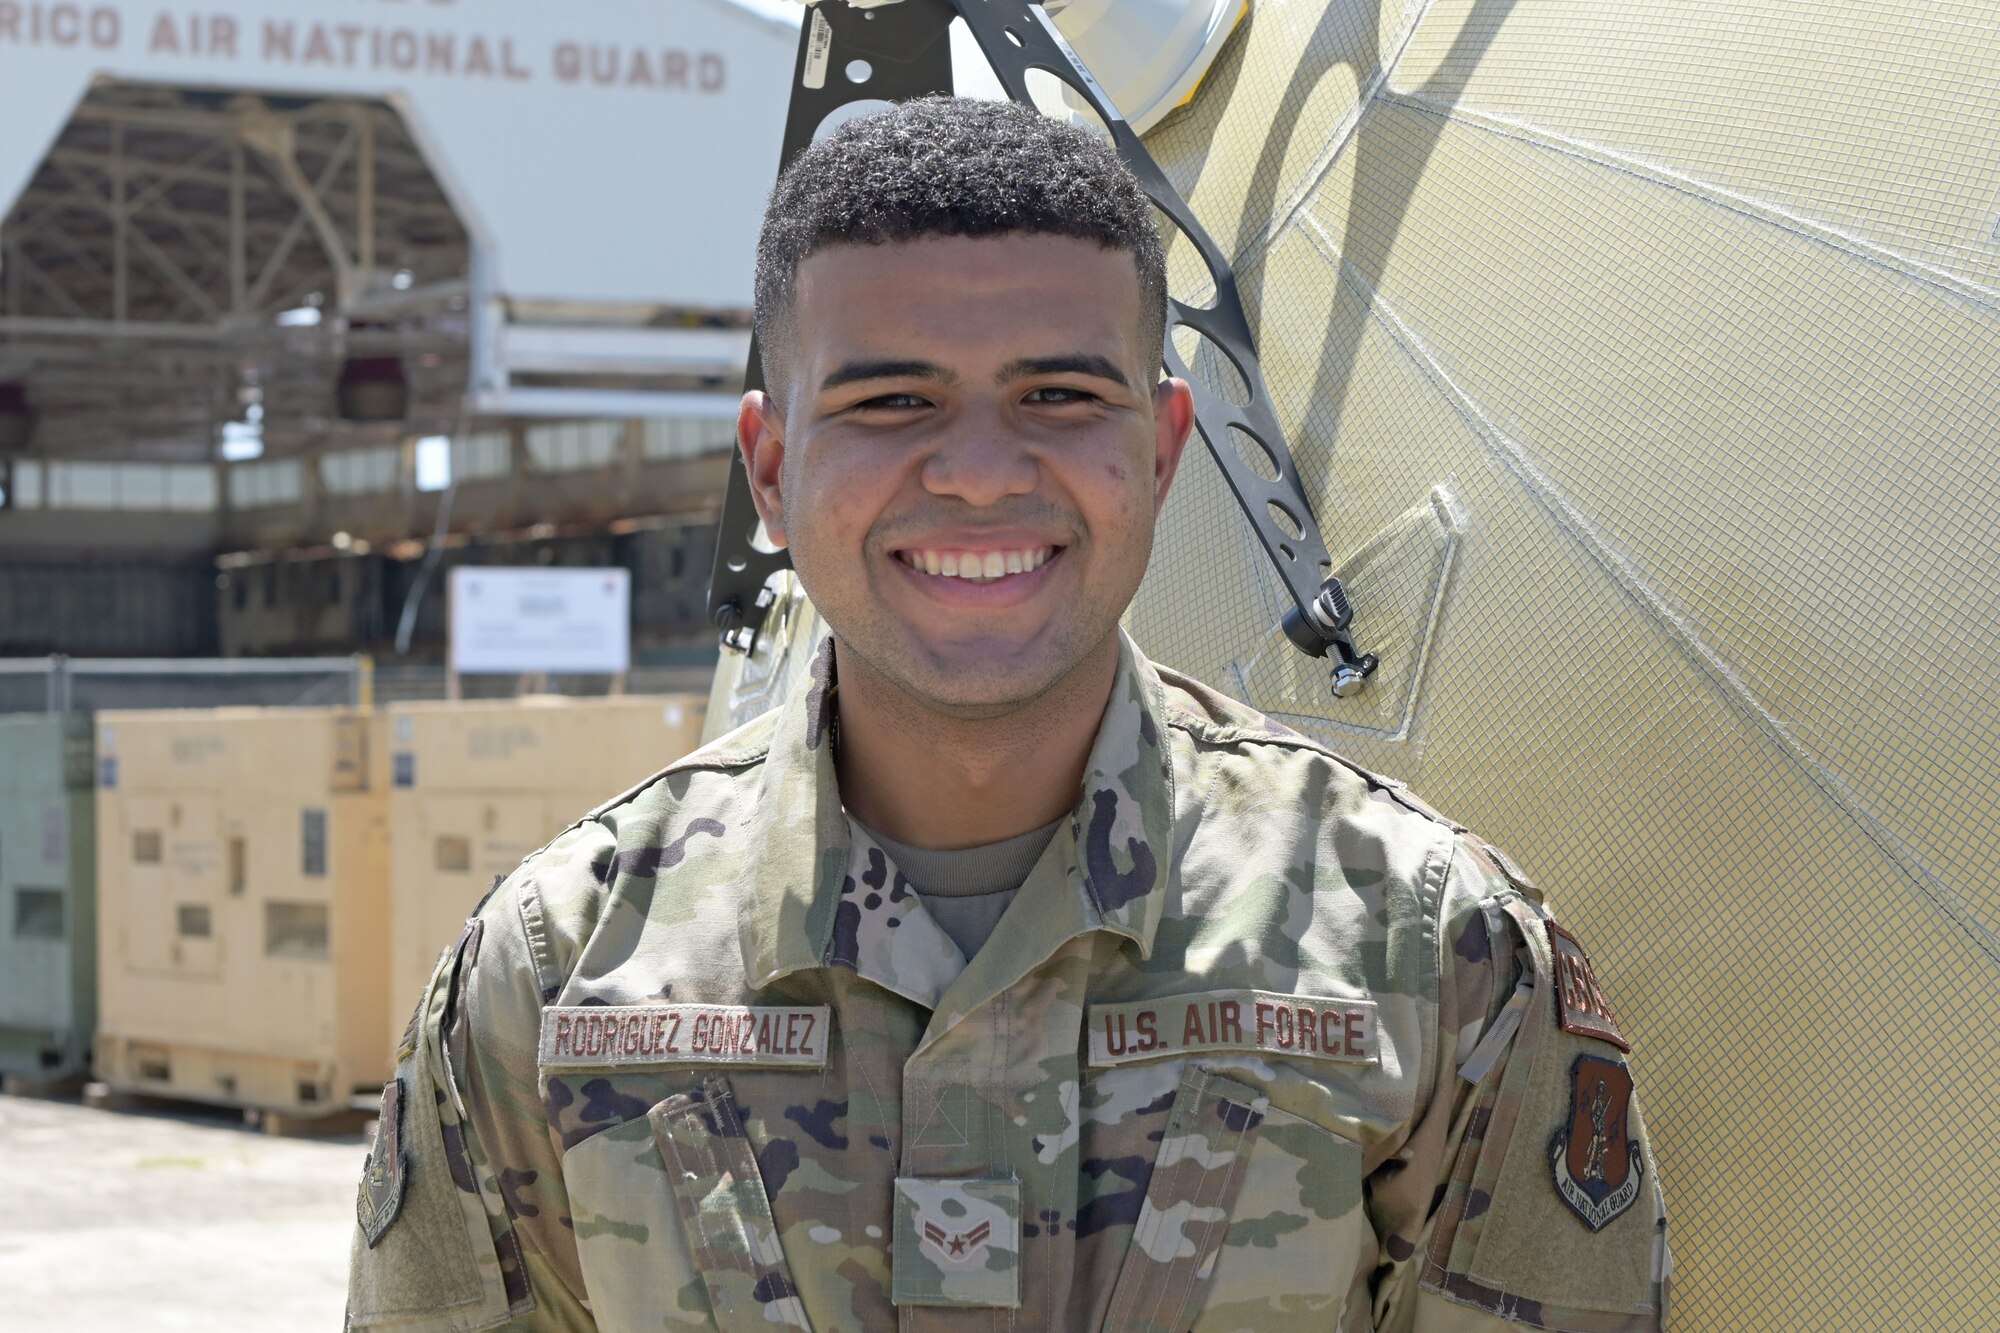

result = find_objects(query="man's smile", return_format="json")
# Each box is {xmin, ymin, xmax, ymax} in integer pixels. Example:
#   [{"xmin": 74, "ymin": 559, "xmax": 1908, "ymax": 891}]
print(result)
[
  {"xmin": 886, "ymin": 541, "xmax": 1069, "ymax": 606},
  {"xmin": 892, "ymin": 544, "xmax": 1060, "ymax": 583}
]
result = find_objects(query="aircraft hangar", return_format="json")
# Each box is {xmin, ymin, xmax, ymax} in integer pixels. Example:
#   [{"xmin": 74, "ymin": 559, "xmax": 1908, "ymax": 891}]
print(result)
[{"xmin": 0, "ymin": 0, "xmax": 793, "ymax": 667}]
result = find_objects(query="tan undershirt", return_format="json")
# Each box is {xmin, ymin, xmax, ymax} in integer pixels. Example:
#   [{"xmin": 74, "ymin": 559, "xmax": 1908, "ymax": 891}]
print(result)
[{"xmin": 851, "ymin": 816, "xmax": 1065, "ymax": 961}]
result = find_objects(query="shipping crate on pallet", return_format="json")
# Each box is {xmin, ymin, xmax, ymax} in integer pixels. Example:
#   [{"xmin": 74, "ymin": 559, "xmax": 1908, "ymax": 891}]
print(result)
[
  {"xmin": 92, "ymin": 707, "xmax": 388, "ymax": 1116},
  {"xmin": 0, "ymin": 714, "xmax": 97, "ymax": 1084},
  {"xmin": 381, "ymin": 694, "xmax": 706, "ymax": 1053}
]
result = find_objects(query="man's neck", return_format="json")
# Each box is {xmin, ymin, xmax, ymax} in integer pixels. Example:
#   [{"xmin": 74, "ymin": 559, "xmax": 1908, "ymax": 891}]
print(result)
[{"xmin": 831, "ymin": 636, "xmax": 1119, "ymax": 850}]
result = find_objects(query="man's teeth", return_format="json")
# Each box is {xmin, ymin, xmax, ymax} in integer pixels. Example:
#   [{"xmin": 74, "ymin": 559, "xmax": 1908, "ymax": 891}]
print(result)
[{"xmin": 901, "ymin": 547, "xmax": 1055, "ymax": 583}]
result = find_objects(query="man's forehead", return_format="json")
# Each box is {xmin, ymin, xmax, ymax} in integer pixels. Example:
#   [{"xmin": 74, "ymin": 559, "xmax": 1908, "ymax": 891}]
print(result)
[
  {"xmin": 791, "ymin": 233, "xmax": 1142, "ymax": 361},
  {"xmin": 796, "ymin": 234, "xmax": 1137, "ymax": 306}
]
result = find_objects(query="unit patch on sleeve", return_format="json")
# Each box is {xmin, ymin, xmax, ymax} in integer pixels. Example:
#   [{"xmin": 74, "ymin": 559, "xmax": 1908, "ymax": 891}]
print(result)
[
  {"xmin": 356, "ymin": 1077, "xmax": 409, "ymax": 1248},
  {"xmin": 1546, "ymin": 920, "xmax": 1630, "ymax": 1051},
  {"xmin": 537, "ymin": 1004, "xmax": 830, "ymax": 1069},
  {"xmin": 1550, "ymin": 1054, "xmax": 1643, "ymax": 1232},
  {"xmin": 1087, "ymin": 989, "xmax": 1378, "ymax": 1067}
]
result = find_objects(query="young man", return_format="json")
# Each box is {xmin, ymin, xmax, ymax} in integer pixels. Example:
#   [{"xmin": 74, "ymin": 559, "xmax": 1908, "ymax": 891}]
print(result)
[{"xmin": 348, "ymin": 99, "xmax": 1666, "ymax": 1332}]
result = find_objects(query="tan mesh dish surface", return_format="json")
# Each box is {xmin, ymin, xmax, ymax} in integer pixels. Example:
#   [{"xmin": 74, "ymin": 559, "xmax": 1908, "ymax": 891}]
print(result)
[{"xmin": 1130, "ymin": 1, "xmax": 2000, "ymax": 1328}]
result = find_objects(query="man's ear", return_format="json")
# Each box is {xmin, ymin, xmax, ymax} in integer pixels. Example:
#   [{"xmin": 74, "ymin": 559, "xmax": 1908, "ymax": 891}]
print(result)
[
  {"xmin": 1150, "ymin": 376, "xmax": 1196, "ymax": 515},
  {"xmin": 737, "ymin": 390, "xmax": 789, "ymax": 548}
]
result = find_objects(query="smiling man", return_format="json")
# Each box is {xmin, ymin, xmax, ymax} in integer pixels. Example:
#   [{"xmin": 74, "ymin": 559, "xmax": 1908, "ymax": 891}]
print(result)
[{"xmin": 347, "ymin": 99, "xmax": 1667, "ymax": 1333}]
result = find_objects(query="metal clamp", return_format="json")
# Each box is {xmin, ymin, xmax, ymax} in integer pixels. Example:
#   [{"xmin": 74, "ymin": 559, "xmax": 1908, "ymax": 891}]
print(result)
[{"xmin": 718, "ymin": 580, "xmax": 779, "ymax": 655}]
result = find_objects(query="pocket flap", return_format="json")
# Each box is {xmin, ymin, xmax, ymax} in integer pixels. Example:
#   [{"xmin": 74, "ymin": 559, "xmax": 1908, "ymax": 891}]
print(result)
[
  {"xmin": 1100, "ymin": 1067, "xmax": 1270, "ymax": 1333},
  {"xmin": 650, "ymin": 1077, "xmax": 815, "ymax": 1333}
]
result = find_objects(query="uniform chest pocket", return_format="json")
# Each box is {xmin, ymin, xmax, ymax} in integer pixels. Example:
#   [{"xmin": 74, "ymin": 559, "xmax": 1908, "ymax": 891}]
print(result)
[
  {"xmin": 1101, "ymin": 1067, "xmax": 1368, "ymax": 1333},
  {"xmin": 562, "ymin": 1076, "xmax": 814, "ymax": 1333}
]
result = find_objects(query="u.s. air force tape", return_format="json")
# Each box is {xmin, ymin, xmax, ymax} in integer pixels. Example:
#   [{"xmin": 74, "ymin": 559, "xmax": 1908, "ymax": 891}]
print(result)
[
  {"xmin": 538, "ymin": 1004, "xmax": 830, "ymax": 1069},
  {"xmin": 1088, "ymin": 989, "xmax": 1379, "ymax": 1067}
]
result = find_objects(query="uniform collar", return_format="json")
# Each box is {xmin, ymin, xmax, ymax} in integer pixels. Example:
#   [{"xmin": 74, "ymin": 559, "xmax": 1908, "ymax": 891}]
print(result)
[{"xmin": 739, "ymin": 629, "xmax": 1176, "ymax": 998}]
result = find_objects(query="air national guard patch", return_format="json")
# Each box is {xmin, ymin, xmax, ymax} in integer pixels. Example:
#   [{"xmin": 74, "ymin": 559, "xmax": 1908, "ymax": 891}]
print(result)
[
  {"xmin": 1550, "ymin": 1054, "xmax": 1643, "ymax": 1232},
  {"xmin": 1547, "ymin": 921, "xmax": 1630, "ymax": 1051},
  {"xmin": 356, "ymin": 1077, "xmax": 408, "ymax": 1248}
]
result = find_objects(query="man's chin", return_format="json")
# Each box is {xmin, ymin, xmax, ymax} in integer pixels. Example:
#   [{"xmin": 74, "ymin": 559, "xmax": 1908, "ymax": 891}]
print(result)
[
  {"xmin": 824, "ymin": 611, "xmax": 1119, "ymax": 722},
  {"xmin": 900, "ymin": 664, "xmax": 1066, "ymax": 720},
  {"xmin": 891, "ymin": 637, "xmax": 1086, "ymax": 719}
]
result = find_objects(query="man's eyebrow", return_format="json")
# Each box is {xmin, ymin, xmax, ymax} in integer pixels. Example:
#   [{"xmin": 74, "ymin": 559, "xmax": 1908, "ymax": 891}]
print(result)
[
  {"xmin": 819, "ymin": 359, "xmax": 957, "ymax": 393},
  {"xmin": 997, "ymin": 354, "xmax": 1131, "ymax": 390}
]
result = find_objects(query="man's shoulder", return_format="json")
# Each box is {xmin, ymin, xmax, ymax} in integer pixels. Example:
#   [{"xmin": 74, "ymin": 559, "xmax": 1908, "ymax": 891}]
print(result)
[
  {"xmin": 1150, "ymin": 660, "xmax": 1552, "ymax": 943},
  {"xmin": 1153, "ymin": 660, "xmax": 1467, "ymax": 833},
  {"xmin": 585, "ymin": 703, "xmax": 783, "ymax": 820},
  {"xmin": 1153, "ymin": 660, "xmax": 1320, "ymax": 753}
]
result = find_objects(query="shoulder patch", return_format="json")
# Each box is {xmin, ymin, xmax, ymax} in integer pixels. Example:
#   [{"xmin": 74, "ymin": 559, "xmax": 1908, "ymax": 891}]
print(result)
[
  {"xmin": 1547, "ymin": 921, "xmax": 1630, "ymax": 1051},
  {"xmin": 1550, "ymin": 1054, "xmax": 1643, "ymax": 1232},
  {"xmin": 356, "ymin": 1077, "xmax": 409, "ymax": 1248}
]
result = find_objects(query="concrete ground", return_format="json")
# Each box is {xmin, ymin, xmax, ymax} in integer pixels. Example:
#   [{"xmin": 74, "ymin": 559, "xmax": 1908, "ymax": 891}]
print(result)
[{"xmin": 0, "ymin": 1091, "xmax": 363, "ymax": 1331}]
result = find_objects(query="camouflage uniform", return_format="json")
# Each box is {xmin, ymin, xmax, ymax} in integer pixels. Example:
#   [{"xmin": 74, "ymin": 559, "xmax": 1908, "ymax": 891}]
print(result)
[{"xmin": 348, "ymin": 632, "xmax": 1668, "ymax": 1332}]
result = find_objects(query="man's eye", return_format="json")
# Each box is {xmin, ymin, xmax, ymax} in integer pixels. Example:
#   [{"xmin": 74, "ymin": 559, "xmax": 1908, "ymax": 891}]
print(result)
[
  {"xmin": 856, "ymin": 393, "xmax": 929, "ymax": 411},
  {"xmin": 1025, "ymin": 386, "xmax": 1097, "ymax": 405}
]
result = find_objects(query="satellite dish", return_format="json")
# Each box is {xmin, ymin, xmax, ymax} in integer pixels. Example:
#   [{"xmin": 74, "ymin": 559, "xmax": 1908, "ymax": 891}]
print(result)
[
  {"xmin": 708, "ymin": 2, "xmax": 2000, "ymax": 1327},
  {"xmin": 1134, "ymin": 3, "xmax": 2000, "ymax": 1329}
]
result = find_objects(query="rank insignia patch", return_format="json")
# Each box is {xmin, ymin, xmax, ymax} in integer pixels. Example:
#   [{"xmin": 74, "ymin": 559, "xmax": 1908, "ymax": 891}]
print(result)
[
  {"xmin": 1550, "ymin": 1054, "xmax": 1643, "ymax": 1232},
  {"xmin": 1547, "ymin": 920, "xmax": 1630, "ymax": 1051},
  {"xmin": 356, "ymin": 1077, "xmax": 408, "ymax": 1248},
  {"xmin": 922, "ymin": 1216, "xmax": 993, "ymax": 1266},
  {"xmin": 891, "ymin": 1176, "xmax": 1021, "ymax": 1308}
]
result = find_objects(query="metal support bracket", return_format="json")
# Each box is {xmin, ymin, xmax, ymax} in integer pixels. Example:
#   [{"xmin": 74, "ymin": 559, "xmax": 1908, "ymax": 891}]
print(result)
[
  {"xmin": 707, "ymin": 0, "xmax": 1376, "ymax": 696},
  {"xmin": 707, "ymin": 0, "xmax": 959, "ymax": 655}
]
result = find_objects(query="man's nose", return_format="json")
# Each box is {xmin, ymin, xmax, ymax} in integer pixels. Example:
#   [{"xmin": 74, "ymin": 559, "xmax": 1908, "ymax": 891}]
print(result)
[{"xmin": 918, "ymin": 407, "xmax": 1038, "ymax": 507}]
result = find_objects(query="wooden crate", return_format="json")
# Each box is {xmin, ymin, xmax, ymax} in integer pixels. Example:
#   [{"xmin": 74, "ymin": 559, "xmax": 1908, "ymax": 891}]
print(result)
[
  {"xmin": 382, "ymin": 693, "xmax": 706, "ymax": 1053},
  {"xmin": 92, "ymin": 707, "xmax": 387, "ymax": 1117}
]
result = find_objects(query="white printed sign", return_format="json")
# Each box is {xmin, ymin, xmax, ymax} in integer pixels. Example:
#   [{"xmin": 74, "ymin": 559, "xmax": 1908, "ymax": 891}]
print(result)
[{"xmin": 449, "ymin": 566, "xmax": 630, "ymax": 675}]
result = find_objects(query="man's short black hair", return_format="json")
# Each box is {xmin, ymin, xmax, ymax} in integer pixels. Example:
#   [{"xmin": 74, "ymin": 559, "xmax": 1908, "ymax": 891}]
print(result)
[{"xmin": 753, "ymin": 97, "xmax": 1167, "ymax": 398}]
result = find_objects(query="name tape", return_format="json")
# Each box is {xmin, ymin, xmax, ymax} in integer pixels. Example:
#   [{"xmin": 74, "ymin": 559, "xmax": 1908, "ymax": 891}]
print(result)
[
  {"xmin": 1088, "ymin": 989, "xmax": 1379, "ymax": 1068},
  {"xmin": 538, "ymin": 1004, "xmax": 829, "ymax": 1070}
]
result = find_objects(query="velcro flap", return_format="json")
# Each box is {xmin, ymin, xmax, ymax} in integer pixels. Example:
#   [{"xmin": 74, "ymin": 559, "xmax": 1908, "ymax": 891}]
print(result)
[
  {"xmin": 348, "ymin": 923, "xmax": 520, "ymax": 1332},
  {"xmin": 539, "ymin": 1003, "xmax": 828, "ymax": 1069},
  {"xmin": 892, "ymin": 1176, "xmax": 1022, "ymax": 1308},
  {"xmin": 651, "ymin": 1078, "xmax": 814, "ymax": 1333},
  {"xmin": 1101, "ymin": 1067, "xmax": 1271, "ymax": 1333},
  {"xmin": 1088, "ymin": 988, "xmax": 1378, "ymax": 1067}
]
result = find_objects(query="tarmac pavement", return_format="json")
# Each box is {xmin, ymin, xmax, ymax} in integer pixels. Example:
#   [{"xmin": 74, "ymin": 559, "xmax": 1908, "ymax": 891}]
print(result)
[{"xmin": 0, "ymin": 1092, "xmax": 363, "ymax": 1331}]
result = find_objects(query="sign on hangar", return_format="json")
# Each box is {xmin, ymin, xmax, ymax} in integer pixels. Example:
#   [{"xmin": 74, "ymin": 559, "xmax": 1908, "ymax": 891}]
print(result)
[{"xmin": 0, "ymin": 0, "xmax": 797, "ymax": 327}]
